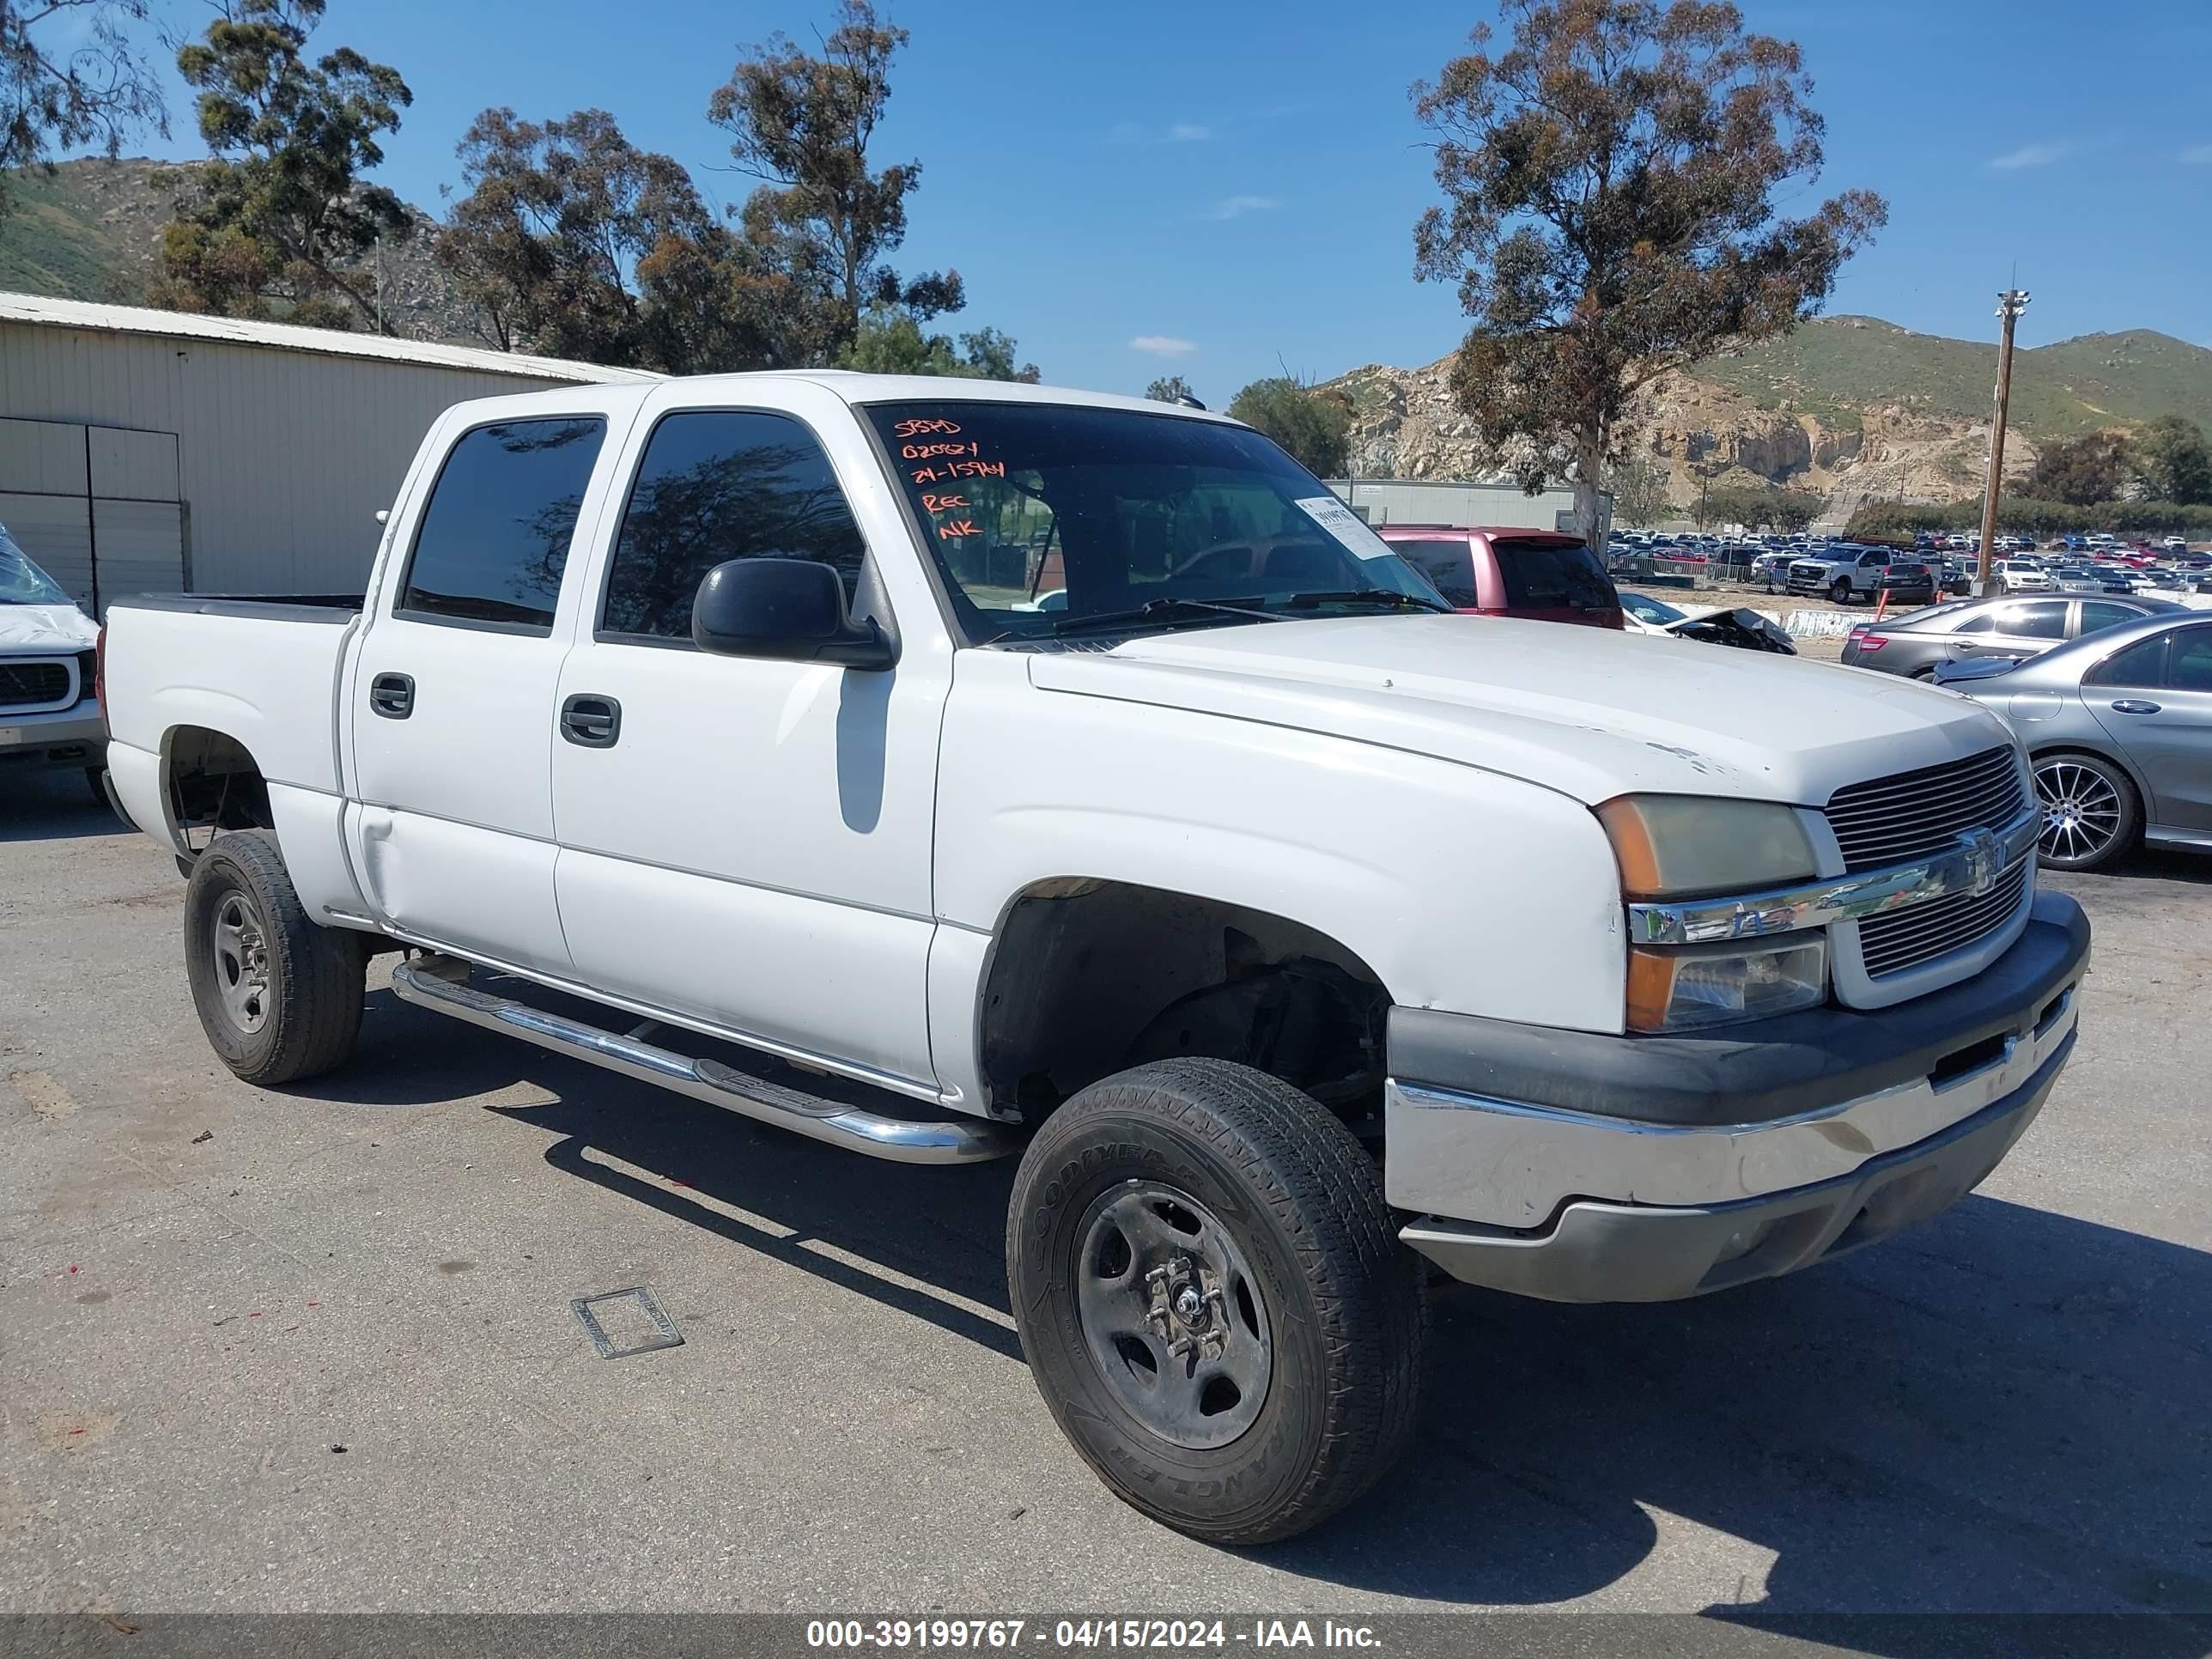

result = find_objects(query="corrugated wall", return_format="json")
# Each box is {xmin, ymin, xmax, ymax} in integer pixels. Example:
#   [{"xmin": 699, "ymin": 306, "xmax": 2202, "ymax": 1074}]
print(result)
[{"xmin": 0, "ymin": 319, "xmax": 581, "ymax": 593}]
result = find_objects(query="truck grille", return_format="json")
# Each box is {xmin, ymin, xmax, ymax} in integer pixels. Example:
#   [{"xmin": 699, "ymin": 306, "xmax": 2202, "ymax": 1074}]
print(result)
[
  {"xmin": 0, "ymin": 660, "xmax": 72, "ymax": 708},
  {"xmin": 1857, "ymin": 863, "xmax": 2030, "ymax": 978},
  {"xmin": 1826, "ymin": 746, "xmax": 2031, "ymax": 977}
]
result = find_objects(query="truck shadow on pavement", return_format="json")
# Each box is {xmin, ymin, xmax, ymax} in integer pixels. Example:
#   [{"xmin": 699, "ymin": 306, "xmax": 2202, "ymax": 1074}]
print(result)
[
  {"xmin": 0, "ymin": 769, "xmax": 131, "ymax": 843},
  {"xmin": 343, "ymin": 980, "xmax": 2211, "ymax": 1634}
]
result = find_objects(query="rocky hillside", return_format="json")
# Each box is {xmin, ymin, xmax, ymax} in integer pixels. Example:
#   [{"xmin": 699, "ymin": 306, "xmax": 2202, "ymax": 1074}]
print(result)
[
  {"xmin": 0, "ymin": 157, "xmax": 489, "ymax": 346},
  {"xmin": 1328, "ymin": 315, "xmax": 2212, "ymax": 523}
]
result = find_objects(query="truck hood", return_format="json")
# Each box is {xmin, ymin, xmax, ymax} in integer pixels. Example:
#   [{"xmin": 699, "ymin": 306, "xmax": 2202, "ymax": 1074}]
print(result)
[
  {"xmin": 1025, "ymin": 614, "xmax": 2017, "ymax": 808},
  {"xmin": 0, "ymin": 604, "xmax": 97, "ymax": 652}
]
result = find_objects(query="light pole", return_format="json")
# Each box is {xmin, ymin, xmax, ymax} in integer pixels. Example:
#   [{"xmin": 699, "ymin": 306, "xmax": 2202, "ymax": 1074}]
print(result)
[{"xmin": 1975, "ymin": 289, "xmax": 2030, "ymax": 596}]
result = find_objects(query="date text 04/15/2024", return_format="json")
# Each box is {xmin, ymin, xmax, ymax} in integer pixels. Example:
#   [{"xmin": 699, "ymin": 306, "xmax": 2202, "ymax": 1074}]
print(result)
[{"xmin": 803, "ymin": 1620, "xmax": 1382, "ymax": 1650}]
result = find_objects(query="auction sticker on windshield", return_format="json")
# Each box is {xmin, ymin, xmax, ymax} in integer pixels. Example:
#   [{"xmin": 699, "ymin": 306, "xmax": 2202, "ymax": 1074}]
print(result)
[{"xmin": 1295, "ymin": 496, "xmax": 1398, "ymax": 562}]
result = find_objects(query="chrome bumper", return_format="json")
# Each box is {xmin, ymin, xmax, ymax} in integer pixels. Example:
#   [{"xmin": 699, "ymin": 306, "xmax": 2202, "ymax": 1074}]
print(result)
[
  {"xmin": 1388, "ymin": 978, "xmax": 2076, "ymax": 1225},
  {"xmin": 1388, "ymin": 890, "xmax": 2089, "ymax": 1302},
  {"xmin": 1401, "ymin": 1032, "xmax": 2073, "ymax": 1304}
]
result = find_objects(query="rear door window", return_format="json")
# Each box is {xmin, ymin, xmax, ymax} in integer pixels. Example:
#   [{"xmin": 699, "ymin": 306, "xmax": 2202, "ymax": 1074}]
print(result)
[
  {"xmin": 2077, "ymin": 601, "xmax": 2145, "ymax": 636},
  {"xmin": 1393, "ymin": 538, "xmax": 1477, "ymax": 608},
  {"xmin": 2167, "ymin": 626, "xmax": 2212, "ymax": 693},
  {"xmin": 400, "ymin": 417, "xmax": 607, "ymax": 631},
  {"xmin": 1996, "ymin": 601, "xmax": 2067, "ymax": 641},
  {"xmin": 1490, "ymin": 537, "xmax": 1614, "ymax": 611},
  {"xmin": 2086, "ymin": 635, "xmax": 2167, "ymax": 688}
]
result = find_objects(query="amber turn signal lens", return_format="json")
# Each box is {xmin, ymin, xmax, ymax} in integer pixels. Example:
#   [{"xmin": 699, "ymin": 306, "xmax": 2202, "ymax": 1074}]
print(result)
[
  {"xmin": 1625, "ymin": 947, "xmax": 1680, "ymax": 1032},
  {"xmin": 1597, "ymin": 798, "xmax": 1664, "ymax": 898}
]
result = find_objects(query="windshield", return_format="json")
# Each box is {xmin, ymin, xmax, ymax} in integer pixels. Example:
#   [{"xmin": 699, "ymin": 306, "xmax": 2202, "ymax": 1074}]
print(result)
[
  {"xmin": 863, "ymin": 402, "xmax": 1439, "ymax": 644},
  {"xmin": 1620, "ymin": 592, "xmax": 1685, "ymax": 624},
  {"xmin": 0, "ymin": 525, "xmax": 73, "ymax": 605}
]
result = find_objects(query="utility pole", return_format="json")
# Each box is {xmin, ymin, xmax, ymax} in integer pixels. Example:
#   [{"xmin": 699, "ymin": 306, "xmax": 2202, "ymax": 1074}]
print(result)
[{"xmin": 1976, "ymin": 289, "xmax": 2030, "ymax": 595}]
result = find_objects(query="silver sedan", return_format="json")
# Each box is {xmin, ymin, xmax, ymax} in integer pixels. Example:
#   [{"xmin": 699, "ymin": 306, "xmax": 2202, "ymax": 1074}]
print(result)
[{"xmin": 1936, "ymin": 610, "xmax": 2212, "ymax": 871}]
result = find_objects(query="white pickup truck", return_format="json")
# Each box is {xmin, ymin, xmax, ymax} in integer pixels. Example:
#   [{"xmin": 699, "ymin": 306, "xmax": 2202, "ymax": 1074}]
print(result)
[{"xmin": 102, "ymin": 374, "xmax": 2089, "ymax": 1545}]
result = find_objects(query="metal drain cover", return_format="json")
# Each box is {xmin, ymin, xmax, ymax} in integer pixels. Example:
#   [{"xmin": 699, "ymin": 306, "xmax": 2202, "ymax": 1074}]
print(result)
[{"xmin": 570, "ymin": 1286, "xmax": 684, "ymax": 1359}]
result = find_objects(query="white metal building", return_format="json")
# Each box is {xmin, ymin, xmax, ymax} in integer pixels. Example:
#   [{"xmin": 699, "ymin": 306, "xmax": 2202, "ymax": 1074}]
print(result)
[
  {"xmin": 0, "ymin": 293, "xmax": 658, "ymax": 611},
  {"xmin": 1326, "ymin": 476, "xmax": 1604, "ymax": 536}
]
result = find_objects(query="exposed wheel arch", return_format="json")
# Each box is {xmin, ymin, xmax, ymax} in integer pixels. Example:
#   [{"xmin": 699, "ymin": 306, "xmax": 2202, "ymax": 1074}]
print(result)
[
  {"xmin": 976, "ymin": 878, "xmax": 1394, "ymax": 1126},
  {"xmin": 161, "ymin": 726, "xmax": 275, "ymax": 866}
]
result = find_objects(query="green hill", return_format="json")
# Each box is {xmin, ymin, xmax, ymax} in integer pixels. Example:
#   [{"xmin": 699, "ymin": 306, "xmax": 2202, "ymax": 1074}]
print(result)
[
  {"xmin": 0, "ymin": 160, "xmax": 172, "ymax": 301},
  {"xmin": 1, "ymin": 156, "xmax": 480, "ymax": 343},
  {"xmin": 1697, "ymin": 315, "xmax": 2212, "ymax": 439}
]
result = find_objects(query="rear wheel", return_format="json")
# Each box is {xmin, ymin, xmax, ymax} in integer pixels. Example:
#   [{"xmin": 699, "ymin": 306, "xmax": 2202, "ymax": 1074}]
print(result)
[
  {"xmin": 185, "ymin": 829, "xmax": 365, "ymax": 1084},
  {"xmin": 1006, "ymin": 1058, "xmax": 1425, "ymax": 1545},
  {"xmin": 2033, "ymin": 752, "xmax": 2138, "ymax": 872}
]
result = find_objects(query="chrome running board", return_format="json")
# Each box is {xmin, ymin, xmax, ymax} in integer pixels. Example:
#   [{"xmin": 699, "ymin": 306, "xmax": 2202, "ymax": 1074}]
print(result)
[{"xmin": 390, "ymin": 959, "xmax": 1017, "ymax": 1165}]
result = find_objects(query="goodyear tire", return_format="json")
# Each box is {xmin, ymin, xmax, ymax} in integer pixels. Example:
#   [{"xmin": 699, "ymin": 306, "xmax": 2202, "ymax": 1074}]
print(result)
[
  {"xmin": 1006, "ymin": 1058, "xmax": 1425, "ymax": 1545},
  {"xmin": 185, "ymin": 829, "xmax": 365, "ymax": 1085}
]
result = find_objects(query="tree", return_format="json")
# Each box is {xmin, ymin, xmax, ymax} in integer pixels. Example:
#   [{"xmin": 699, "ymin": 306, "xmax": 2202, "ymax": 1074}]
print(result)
[
  {"xmin": 2133, "ymin": 415, "xmax": 2212, "ymax": 507},
  {"xmin": 1412, "ymin": 1, "xmax": 1886, "ymax": 542},
  {"xmin": 149, "ymin": 0, "xmax": 410, "ymax": 331},
  {"xmin": 838, "ymin": 303, "xmax": 1037, "ymax": 381},
  {"xmin": 1227, "ymin": 378, "xmax": 1353, "ymax": 477},
  {"xmin": 1704, "ymin": 482, "xmax": 1822, "ymax": 530},
  {"xmin": 436, "ymin": 106, "xmax": 808, "ymax": 372},
  {"xmin": 1146, "ymin": 374, "xmax": 1197, "ymax": 404},
  {"xmin": 708, "ymin": 0, "xmax": 960, "ymax": 360},
  {"xmin": 1604, "ymin": 451, "xmax": 1667, "ymax": 526},
  {"xmin": 2, "ymin": 0, "xmax": 167, "ymax": 217},
  {"xmin": 2026, "ymin": 431, "xmax": 2128, "ymax": 506}
]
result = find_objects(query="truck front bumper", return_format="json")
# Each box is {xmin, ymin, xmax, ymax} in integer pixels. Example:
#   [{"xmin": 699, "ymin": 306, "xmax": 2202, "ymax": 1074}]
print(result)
[{"xmin": 1388, "ymin": 890, "xmax": 2089, "ymax": 1303}]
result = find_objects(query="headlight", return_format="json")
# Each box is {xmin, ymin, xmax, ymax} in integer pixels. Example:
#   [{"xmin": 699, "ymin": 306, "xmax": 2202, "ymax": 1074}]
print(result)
[
  {"xmin": 1599, "ymin": 796, "xmax": 1827, "ymax": 1031},
  {"xmin": 1626, "ymin": 936, "xmax": 1828, "ymax": 1032},
  {"xmin": 1596, "ymin": 795, "xmax": 1816, "ymax": 898}
]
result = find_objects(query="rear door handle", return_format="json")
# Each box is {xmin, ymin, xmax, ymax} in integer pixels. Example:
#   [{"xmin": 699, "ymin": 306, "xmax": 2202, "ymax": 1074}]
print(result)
[
  {"xmin": 369, "ymin": 672, "xmax": 414, "ymax": 719},
  {"xmin": 560, "ymin": 693, "xmax": 622, "ymax": 748},
  {"xmin": 2110, "ymin": 699, "xmax": 2162, "ymax": 714}
]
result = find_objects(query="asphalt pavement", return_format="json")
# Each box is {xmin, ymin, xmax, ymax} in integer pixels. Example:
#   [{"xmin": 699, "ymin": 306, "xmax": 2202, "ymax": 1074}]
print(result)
[{"xmin": 3, "ymin": 766, "xmax": 2209, "ymax": 1635}]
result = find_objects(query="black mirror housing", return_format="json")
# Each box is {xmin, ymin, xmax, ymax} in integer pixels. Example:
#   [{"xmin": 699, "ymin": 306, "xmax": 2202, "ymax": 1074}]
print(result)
[{"xmin": 690, "ymin": 558, "xmax": 896, "ymax": 669}]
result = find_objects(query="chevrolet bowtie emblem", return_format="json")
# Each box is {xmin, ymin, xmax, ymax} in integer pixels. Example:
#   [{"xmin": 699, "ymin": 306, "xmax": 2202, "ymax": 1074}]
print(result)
[{"xmin": 1959, "ymin": 826, "xmax": 2002, "ymax": 897}]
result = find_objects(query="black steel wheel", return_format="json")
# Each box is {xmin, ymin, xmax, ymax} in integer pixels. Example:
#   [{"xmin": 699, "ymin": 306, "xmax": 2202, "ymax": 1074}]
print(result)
[
  {"xmin": 1006, "ymin": 1058, "xmax": 1425, "ymax": 1545},
  {"xmin": 2033, "ymin": 752, "xmax": 2138, "ymax": 872}
]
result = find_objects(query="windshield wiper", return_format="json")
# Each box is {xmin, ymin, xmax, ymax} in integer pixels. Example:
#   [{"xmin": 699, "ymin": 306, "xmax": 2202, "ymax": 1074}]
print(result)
[
  {"xmin": 1279, "ymin": 588, "xmax": 1452, "ymax": 613},
  {"xmin": 1048, "ymin": 596, "xmax": 1280, "ymax": 637}
]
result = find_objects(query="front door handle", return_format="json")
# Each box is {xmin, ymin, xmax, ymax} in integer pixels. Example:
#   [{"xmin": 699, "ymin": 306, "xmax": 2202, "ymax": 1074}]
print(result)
[
  {"xmin": 2110, "ymin": 699, "xmax": 2162, "ymax": 714},
  {"xmin": 560, "ymin": 693, "xmax": 622, "ymax": 748},
  {"xmin": 370, "ymin": 672, "xmax": 414, "ymax": 719}
]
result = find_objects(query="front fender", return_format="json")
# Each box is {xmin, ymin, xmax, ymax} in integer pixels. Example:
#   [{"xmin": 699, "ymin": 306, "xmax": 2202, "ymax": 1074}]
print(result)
[{"xmin": 933, "ymin": 662, "xmax": 1628, "ymax": 1036}]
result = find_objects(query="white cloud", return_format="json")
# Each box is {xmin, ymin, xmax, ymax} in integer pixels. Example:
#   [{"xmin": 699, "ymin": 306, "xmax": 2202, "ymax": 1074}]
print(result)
[
  {"xmin": 2182, "ymin": 143, "xmax": 2212, "ymax": 165},
  {"xmin": 1110, "ymin": 120, "xmax": 1213, "ymax": 145},
  {"xmin": 1201, "ymin": 193, "xmax": 1279, "ymax": 221},
  {"xmin": 1131, "ymin": 336, "xmax": 1198, "ymax": 357},
  {"xmin": 1989, "ymin": 142, "xmax": 2072, "ymax": 170}
]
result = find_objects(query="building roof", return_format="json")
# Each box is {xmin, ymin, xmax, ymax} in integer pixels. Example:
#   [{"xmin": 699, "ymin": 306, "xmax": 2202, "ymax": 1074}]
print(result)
[{"xmin": 0, "ymin": 290, "xmax": 663, "ymax": 385}]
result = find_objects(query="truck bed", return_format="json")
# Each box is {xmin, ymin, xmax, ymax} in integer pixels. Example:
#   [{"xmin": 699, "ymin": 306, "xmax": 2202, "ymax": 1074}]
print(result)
[{"xmin": 103, "ymin": 592, "xmax": 363, "ymax": 797}]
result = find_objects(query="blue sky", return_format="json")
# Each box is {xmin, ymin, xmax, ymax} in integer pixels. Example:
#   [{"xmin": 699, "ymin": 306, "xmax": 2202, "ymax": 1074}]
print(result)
[{"xmin": 104, "ymin": 0, "xmax": 2212, "ymax": 402}]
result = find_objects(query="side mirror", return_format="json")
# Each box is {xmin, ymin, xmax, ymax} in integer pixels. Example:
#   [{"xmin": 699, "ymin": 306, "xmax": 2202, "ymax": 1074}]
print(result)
[{"xmin": 690, "ymin": 557, "xmax": 896, "ymax": 670}]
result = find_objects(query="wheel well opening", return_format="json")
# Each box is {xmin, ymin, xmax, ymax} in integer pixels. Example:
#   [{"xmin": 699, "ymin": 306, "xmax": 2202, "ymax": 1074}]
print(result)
[
  {"xmin": 165, "ymin": 726, "xmax": 273, "ymax": 856},
  {"xmin": 977, "ymin": 880, "xmax": 1390, "ymax": 1133}
]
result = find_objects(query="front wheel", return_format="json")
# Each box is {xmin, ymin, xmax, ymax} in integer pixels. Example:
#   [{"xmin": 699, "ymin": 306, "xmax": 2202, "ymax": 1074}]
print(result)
[
  {"xmin": 2033, "ymin": 752, "xmax": 2138, "ymax": 872},
  {"xmin": 1006, "ymin": 1058, "xmax": 1426, "ymax": 1545},
  {"xmin": 1830, "ymin": 578, "xmax": 1852, "ymax": 605},
  {"xmin": 185, "ymin": 829, "xmax": 366, "ymax": 1085}
]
